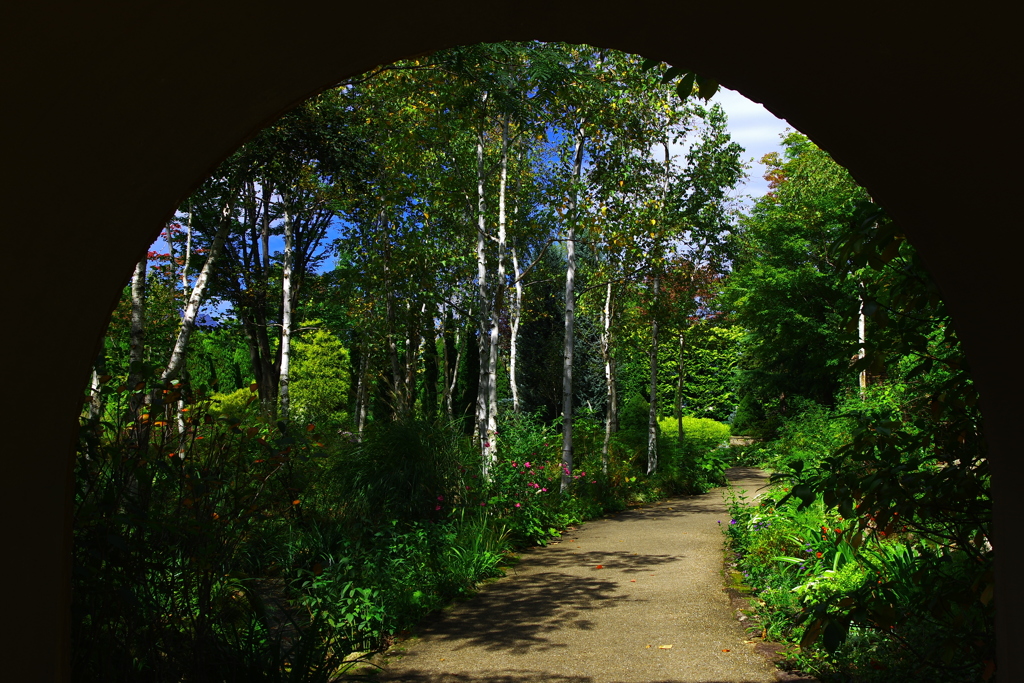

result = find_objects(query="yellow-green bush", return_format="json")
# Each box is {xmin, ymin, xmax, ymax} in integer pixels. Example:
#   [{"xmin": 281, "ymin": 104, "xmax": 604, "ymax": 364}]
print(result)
[
  {"xmin": 659, "ymin": 415, "xmax": 730, "ymax": 450},
  {"xmin": 208, "ymin": 387, "xmax": 256, "ymax": 419}
]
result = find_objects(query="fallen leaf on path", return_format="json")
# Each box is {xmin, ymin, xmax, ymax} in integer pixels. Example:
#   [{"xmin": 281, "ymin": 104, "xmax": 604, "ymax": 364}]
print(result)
[
  {"xmin": 630, "ymin": 579, "xmax": 636, "ymax": 582},
  {"xmin": 658, "ymin": 644, "xmax": 672, "ymax": 649},
  {"xmin": 595, "ymin": 565, "xmax": 603, "ymax": 569},
  {"xmin": 721, "ymin": 649, "xmax": 731, "ymax": 652}
]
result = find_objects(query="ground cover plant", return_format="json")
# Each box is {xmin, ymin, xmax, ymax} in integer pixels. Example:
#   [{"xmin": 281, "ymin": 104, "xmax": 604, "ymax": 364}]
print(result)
[
  {"xmin": 718, "ymin": 137, "xmax": 994, "ymax": 681},
  {"xmin": 74, "ymin": 374, "xmax": 731, "ymax": 682}
]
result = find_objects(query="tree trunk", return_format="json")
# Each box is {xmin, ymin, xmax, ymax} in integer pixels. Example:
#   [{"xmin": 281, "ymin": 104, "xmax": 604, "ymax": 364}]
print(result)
[
  {"xmin": 561, "ymin": 122, "xmax": 586, "ymax": 493},
  {"xmin": 127, "ymin": 256, "xmax": 147, "ymax": 413},
  {"xmin": 356, "ymin": 338, "xmax": 370, "ymax": 441},
  {"xmin": 424, "ymin": 306, "xmax": 439, "ymax": 421},
  {"xmin": 486, "ymin": 114, "xmax": 509, "ymax": 461},
  {"xmin": 160, "ymin": 198, "xmax": 233, "ymax": 384},
  {"xmin": 647, "ymin": 273, "xmax": 660, "ymax": 475},
  {"xmin": 87, "ymin": 345, "xmax": 107, "ymax": 429},
  {"xmin": 474, "ymin": 96, "xmax": 492, "ymax": 474},
  {"xmin": 404, "ymin": 302, "xmax": 422, "ymax": 416},
  {"xmin": 675, "ymin": 330, "xmax": 686, "ymax": 446},
  {"xmin": 442, "ymin": 305, "xmax": 458, "ymax": 419},
  {"xmin": 278, "ymin": 192, "xmax": 295, "ymax": 423},
  {"xmin": 510, "ymin": 246, "xmax": 523, "ymax": 414},
  {"xmin": 601, "ymin": 281, "xmax": 616, "ymax": 473},
  {"xmin": 462, "ymin": 328, "xmax": 480, "ymax": 436},
  {"xmin": 647, "ymin": 139, "xmax": 670, "ymax": 475},
  {"xmin": 859, "ymin": 290, "xmax": 867, "ymax": 400},
  {"xmin": 382, "ymin": 213, "xmax": 405, "ymax": 419}
]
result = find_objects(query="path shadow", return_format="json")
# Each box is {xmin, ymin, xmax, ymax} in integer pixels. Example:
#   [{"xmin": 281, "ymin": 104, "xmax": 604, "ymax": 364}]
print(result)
[
  {"xmin": 380, "ymin": 671, "xmax": 769, "ymax": 683},
  {"xmin": 516, "ymin": 548, "xmax": 683, "ymax": 573},
  {"xmin": 409, "ymin": 570, "xmax": 627, "ymax": 655}
]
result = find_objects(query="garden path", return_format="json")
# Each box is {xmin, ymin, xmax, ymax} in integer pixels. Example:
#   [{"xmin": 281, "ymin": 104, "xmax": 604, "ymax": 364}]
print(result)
[{"xmin": 375, "ymin": 467, "xmax": 784, "ymax": 683}]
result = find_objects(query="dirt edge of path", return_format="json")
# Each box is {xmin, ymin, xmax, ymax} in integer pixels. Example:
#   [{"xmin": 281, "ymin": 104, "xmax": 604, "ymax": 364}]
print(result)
[{"xmin": 719, "ymin": 504, "xmax": 821, "ymax": 682}]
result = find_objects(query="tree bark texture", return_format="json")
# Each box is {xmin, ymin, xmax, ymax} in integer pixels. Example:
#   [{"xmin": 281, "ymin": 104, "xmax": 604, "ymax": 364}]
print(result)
[{"xmin": 561, "ymin": 122, "xmax": 585, "ymax": 493}]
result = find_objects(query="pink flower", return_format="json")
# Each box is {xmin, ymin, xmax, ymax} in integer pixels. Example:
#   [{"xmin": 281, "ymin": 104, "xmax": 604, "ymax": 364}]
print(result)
[
  {"xmin": 484, "ymin": 442, "xmax": 490, "ymax": 448},
  {"xmin": 515, "ymin": 503, "xmax": 521, "ymax": 508},
  {"xmin": 541, "ymin": 488, "xmax": 548, "ymax": 492},
  {"xmin": 437, "ymin": 495, "xmax": 444, "ymax": 501},
  {"xmin": 512, "ymin": 462, "xmax": 518, "ymax": 468},
  {"xmin": 525, "ymin": 461, "xmax": 532, "ymax": 468},
  {"xmin": 480, "ymin": 502, "xmax": 486, "ymax": 506},
  {"xmin": 591, "ymin": 480, "xmax": 597, "ymax": 484},
  {"xmin": 435, "ymin": 505, "xmax": 441, "ymax": 511},
  {"xmin": 465, "ymin": 485, "xmax": 471, "ymax": 491}
]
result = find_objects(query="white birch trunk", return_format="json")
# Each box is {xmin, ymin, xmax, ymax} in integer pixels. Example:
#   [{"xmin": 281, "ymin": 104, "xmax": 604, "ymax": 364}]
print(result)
[
  {"xmin": 486, "ymin": 115, "xmax": 509, "ymax": 460},
  {"xmin": 859, "ymin": 292, "xmax": 867, "ymax": 400},
  {"xmin": 474, "ymin": 95, "xmax": 492, "ymax": 475},
  {"xmin": 647, "ymin": 273, "xmax": 660, "ymax": 475},
  {"xmin": 440, "ymin": 304, "xmax": 455, "ymax": 419},
  {"xmin": 561, "ymin": 122, "xmax": 586, "ymax": 493},
  {"xmin": 160, "ymin": 199, "xmax": 233, "ymax": 384},
  {"xmin": 278, "ymin": 192, "xmax": 295, "ymax": 422},
  {"xmin": 601, "ymin": 281, "xmax": 615, "ymax": 473},
  {"xmin": 647, "ymin": 140, "xmax": 671, "ymax": 475},
  {"xmin": 182, "ymin": 204, "xmax": 193, "ymax": 292},
  {"xmin": 87, "ymin": 367, "xmax": 103, "ymax": 425},
  {"xmin": 127, "ymin": 257, "xmax": 147, "ymax": 415},
  {"xmin": 356, "ymin": 339, "xmax": 370, "ymax": 442},
  {"xmin": 510, "ymin": 246, "xmax": 523, "ymax": 414}
]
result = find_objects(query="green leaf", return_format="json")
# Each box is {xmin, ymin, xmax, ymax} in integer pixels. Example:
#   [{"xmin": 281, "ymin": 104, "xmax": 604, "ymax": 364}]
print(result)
[
  {"xmin": 696, "ymin": 74, "xmax": 719, "ymax": 100},
  {"xmin": 793, "ymin": 484, "xmax": 816, "ymax": 510},
  {"xmin": 640, "ymin": 57, "xmax": 662, "ymax": 72},
  {"xmin": 661, "ymin": 66, "xmax": 685, "ymax": 83},
  {"xmin": 800, "ymin": 618, "xmax": 823, "ymax": 649},
  {"xmin": 822, "ymin": 619, "xmax": 847, "ymax": 653},
  {"xmin": 675, "ymin": 72, "xmax": 696, "ymax": 100}
]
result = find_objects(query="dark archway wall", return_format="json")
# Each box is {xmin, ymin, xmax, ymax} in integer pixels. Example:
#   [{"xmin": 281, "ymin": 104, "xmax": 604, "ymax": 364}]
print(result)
[{"xmin": 3, "ymin": 2, "xmax": 1019, "ymax": 680}]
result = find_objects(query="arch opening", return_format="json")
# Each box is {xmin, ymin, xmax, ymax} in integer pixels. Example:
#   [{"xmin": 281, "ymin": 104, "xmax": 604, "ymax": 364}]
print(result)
[
  {"xmin": 77, "ymin": 42, "xmax": 991, "ymax": 683},
  {"xmin": 4, "ymin": 6, "xmax": 1018, "ymax": 682}
]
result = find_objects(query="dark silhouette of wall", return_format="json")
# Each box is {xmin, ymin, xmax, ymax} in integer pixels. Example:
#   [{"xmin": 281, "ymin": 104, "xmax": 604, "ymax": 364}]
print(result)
[{"xmin": 3, "ymin": 2, "xmax": 1018, "ymax": 680}]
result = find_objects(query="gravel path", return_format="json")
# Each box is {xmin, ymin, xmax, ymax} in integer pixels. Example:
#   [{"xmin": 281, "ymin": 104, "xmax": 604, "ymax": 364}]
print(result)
[{"xmin": 376, "ymin": 467, "xmax": 780, "ymax": 683}]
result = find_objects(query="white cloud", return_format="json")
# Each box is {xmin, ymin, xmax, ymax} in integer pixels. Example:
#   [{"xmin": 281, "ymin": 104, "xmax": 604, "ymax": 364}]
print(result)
[{"xmin": 711, "ymin": 87, "xmax": 794, "ymax": 204}]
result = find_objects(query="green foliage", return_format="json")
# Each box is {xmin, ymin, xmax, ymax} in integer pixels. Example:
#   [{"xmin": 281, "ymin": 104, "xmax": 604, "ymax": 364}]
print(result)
[
  {"xmin": 290, "ymin": 327, "xmax": 350, "ymax": 428},
  {"xmin": 725, "ymin": 133, "xmax": 865, "ymax": 435},
  {"xmin": 209, "ymin": 386, "xmax": 258, "ymax": 419},
  {"xmin": 677, "ymin": 324, "xmax": 742, "ymax": 422},
  {"xmin": 719, "ymin": 157, "xmax": 992, "ymax": 679},
  {"xmin": 73, "ymin": 384, "xmax": 360, "ymax": 682},
  {"xmin": 314, "ymin": 419, "xmax": 470, "ymax": 528}
]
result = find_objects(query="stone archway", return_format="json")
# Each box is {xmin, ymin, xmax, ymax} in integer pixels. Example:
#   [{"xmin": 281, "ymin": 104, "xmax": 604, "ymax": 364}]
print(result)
[{"xmin": 4, "ymin": 3, "xmax": 1018, "ymax": 680}]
